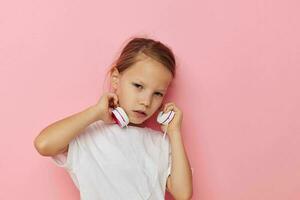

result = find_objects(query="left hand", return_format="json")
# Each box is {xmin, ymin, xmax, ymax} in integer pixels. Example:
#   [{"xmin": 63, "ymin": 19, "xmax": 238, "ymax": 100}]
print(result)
[{"xmin": 160, "ymin": 102, "xmax": 183, "ymax": 136}]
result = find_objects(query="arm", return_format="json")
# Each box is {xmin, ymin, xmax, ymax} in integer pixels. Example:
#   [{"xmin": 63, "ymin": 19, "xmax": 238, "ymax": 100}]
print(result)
[
  {"xmin": 167, "ymin": 130, "xmax": 193, "ymax": 200},
  {"xmin": 34, "ymin": 105, "xmax": 102, "ymax": 156}
]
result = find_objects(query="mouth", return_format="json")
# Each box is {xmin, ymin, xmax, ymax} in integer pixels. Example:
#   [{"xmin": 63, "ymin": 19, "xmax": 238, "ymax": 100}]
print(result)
[{"xmin": 133, "ymin": 110, "xmax": 147, "ymax": 118}]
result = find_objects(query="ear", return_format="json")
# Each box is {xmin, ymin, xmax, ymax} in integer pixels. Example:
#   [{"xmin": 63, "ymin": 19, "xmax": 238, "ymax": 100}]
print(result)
[{"xmin": 110, "ymin": 68, "xmax": 120, "ymax": 92}]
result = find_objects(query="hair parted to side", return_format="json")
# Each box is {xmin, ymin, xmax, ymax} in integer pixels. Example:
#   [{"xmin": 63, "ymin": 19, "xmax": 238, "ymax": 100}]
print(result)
[{"xmin": 104, "ymin": 36, "xmax": 177, "ymax": 89}]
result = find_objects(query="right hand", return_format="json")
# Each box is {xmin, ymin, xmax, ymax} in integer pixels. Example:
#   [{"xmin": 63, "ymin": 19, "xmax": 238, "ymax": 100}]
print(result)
[{"xmin": 94, "ymin": 92, "xmax": 120, "ymax": 124}]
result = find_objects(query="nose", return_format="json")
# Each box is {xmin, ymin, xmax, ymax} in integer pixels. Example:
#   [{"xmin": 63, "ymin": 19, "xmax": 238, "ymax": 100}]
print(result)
[{"xmin": 139, "ymin": 93, "xmax": 152, "ymax": 107}]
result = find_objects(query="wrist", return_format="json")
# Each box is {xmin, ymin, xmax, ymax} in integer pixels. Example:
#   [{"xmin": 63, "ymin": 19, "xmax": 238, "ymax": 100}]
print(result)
[
  {"xmin": 89, "ymin": 104, "xmax": 103, "ymax": 122},
  {"xmin": 168, "ymin": 130, "xmax": 181, "ymax": 141}
]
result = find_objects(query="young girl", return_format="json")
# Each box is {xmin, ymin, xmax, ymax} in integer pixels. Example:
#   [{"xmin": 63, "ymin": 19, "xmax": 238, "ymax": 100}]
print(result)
[{"xmin": 34, "ymin": 37, "xmax": 193, "ymax": 200}]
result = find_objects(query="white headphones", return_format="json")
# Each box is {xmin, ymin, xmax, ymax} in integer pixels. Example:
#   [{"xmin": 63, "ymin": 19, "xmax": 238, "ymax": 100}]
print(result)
[
  {"xmin": 111, "ymin": 107, "xmax": 130, "ymax": 128},
  {"xmin": 112, "ymin": 106, "xmax": 175, "ymax": 139},
  {"xmin": 156, "ymin": 110, "xmax": 176, "ymax": 139}
]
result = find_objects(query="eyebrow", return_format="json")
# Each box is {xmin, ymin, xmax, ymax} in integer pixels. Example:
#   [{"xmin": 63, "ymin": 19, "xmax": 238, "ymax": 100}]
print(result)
[{"xmin": 135, "ymin": 80, "xmax": 167, "ymax": 93}]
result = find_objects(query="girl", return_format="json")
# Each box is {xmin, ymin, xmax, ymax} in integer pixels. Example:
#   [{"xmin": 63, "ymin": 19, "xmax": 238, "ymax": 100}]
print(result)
[{"xmin": 34, "ymin": 37, "xmax": 193, "ymax": 200}]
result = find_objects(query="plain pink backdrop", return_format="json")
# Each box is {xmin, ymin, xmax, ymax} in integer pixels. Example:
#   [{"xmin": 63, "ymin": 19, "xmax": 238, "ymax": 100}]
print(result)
[{"xmin": 1, "ymin": 0, "xmax": 300, "ymax": 199}]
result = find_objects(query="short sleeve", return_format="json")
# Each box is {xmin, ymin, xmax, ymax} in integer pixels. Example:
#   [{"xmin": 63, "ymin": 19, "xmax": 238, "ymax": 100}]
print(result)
[
  {"xmin": 51, "ymin": 136, "xmax": 79, "ymax": 172},
  {"xmin": 50, "ymin": 121, "xmax": 103, "ymax": 171}
]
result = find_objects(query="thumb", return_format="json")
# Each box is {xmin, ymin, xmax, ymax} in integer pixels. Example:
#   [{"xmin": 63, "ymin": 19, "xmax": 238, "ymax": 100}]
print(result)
[{"xmin": 108, "ymin": 107, "xmax": 116, "ymax": 124}]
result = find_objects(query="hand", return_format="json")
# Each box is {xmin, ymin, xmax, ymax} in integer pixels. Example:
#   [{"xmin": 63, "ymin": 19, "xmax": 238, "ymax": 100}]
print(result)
[
  {"xmin": 94, "ymin": 92, "xmax": 119, "ymax": 124},
  {"xmin": 160, "ymin": 102, "xmax": 183, "ymax": 136}
]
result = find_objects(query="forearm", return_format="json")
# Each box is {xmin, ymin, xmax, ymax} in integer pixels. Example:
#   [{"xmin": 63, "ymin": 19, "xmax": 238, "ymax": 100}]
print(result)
[
  {"xmin": 34, "ymin": 104, "xmax": 102, "ymax": 156},
  {"xmin": 169, "ymin": 131, "xmax": 193, "ymax": 199}
]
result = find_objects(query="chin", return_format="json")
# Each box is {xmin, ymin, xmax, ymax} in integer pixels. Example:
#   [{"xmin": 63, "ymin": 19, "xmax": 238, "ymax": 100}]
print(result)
[
  {"xmin": 128, "ymin": 121, "xmax": 146, "ymax": 128},
  {"xmin": 129, "ymin": 119, "xmax": 145, "ymax": 125},
  {"xmin": 129, "ymin": 116, "xmax": 148, "ymax": 126}
]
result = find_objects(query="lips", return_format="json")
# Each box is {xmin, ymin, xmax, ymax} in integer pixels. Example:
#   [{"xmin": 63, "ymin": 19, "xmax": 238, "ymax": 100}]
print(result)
[{"xmin": 133, "ymin": 110, "xmax": 147, "ymax": 117}]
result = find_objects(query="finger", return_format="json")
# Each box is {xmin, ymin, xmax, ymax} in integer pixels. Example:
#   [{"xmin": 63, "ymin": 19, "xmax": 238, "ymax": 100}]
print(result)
[
  {"xmin": 163, "ymin": 102, "xmax": 175, "ymax": 112},
  {"xmin": 108, "ymin": 93, "xmax": 119, "ymax": 107},
  {"xmin": 166, "ymin": 105, "xmax": 180, "ymax": 114},
  {"xmin": 163, "ymin": 102, "xmax": 171, "ymax": 109},
  {"xmin": 112, "ymin": 93, "xmax": 119, "ymax": 106},
  {"xmin": 163, "ymin": 104, "xmax": 170, "ymax": 112}
]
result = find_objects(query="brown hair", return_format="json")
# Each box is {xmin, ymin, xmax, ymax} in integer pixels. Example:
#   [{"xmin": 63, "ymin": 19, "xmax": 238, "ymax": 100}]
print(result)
[{"xmin": 105, "ymin": 36, "xmax": 176, "ymax": 85}]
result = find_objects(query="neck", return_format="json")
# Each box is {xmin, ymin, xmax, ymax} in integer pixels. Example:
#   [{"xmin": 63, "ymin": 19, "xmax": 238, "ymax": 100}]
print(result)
[{"xmin": 128, "ymin": 122, "xmax": 146, "ymax": 128}]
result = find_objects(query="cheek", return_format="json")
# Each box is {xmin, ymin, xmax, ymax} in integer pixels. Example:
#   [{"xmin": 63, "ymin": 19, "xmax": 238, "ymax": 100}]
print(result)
[
  {"xmin": 116, "ymin": 83, "xmax": 129, "ymax": 97},
  {"xmin": 119, "ymin": 89, "xmax": 135, "ymax": 107},
  {"xmin": 153, "ymin": 100, "xmax": 163, "ymax": 110}
]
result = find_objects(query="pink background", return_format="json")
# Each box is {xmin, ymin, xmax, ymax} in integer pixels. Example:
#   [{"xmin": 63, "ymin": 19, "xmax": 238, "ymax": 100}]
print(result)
[{"xmin": 1, "ymin": 0, "xmax": 299, "ymax": 199}]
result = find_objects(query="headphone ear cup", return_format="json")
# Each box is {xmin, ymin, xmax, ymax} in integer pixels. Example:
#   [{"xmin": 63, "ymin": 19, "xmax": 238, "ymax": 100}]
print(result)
[
  {"xmin": 112, "ymin": 107, "xmax": 129, "ymax": 128},
  {"xmin": 157, "ymin": 110, "xmax": 175, "ymax": 125}
]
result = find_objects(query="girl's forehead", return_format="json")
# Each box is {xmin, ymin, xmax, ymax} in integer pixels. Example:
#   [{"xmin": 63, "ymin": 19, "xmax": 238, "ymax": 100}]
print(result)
[{"xmin": 123, "ymin": 61, "xmax": 173, "ymax": 88}]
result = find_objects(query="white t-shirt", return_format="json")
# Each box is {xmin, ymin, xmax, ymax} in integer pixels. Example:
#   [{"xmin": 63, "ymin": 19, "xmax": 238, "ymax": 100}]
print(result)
[{"xmin": 51, "ymin": 120, "xmax": 172, "ymax": 200}]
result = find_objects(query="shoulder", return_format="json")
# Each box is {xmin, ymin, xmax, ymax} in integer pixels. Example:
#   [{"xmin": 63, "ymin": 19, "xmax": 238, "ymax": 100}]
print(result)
[
  {"xmin": 88, "ymin": 120, "xmax": 115, "ymax": 133},
  {"xmin": 74, "ymin": 120, "xmax": 111, "ymax": 142},
  {"xmin": 143, "ymin": 127, "xmax": 171, "ymax": 147}
]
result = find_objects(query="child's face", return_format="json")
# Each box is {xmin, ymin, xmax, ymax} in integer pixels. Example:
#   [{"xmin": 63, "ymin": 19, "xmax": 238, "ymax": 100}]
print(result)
[{"xmin": 110, "ymin": 53, "xmax": 173, "ymax": 125}]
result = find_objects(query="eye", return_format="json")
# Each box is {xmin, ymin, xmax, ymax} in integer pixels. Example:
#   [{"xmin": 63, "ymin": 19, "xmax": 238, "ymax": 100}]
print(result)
[
  {"xmin": 155, "ymin": 92, "xmax": 163, "ymax": 97},
  {"xmin": 133, "ymin": 83, "xmax": 164, "ymax": 97},
  {"xmin": 133, "ymin": 83, "xmax": 143, "ymax": 89}
]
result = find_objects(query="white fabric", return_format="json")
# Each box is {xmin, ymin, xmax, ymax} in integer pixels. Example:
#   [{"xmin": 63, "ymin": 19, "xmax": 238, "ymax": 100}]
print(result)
[{"xmin": 51, "ymin": 120, "xmax": 172, "ymax": 200}]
